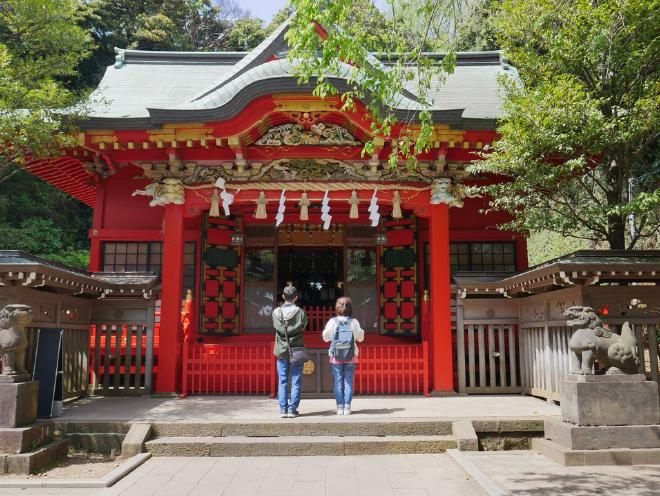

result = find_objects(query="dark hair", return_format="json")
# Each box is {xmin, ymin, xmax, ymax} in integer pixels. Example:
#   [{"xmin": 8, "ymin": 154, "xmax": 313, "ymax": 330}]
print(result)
[
  {"xmin": 335, "ymin": 297, "xmax": 352, "ymax": 316},
  {"xmin": 282, "ymin": 285, "xmax": 298, "ymax": 302}
]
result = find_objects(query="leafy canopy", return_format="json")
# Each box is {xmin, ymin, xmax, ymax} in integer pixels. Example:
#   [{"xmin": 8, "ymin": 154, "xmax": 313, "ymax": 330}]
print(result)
[
  {"xmin": 286, "ymin": 0, "xmax": 472, "ymax": 169},
  {"xmin": 0, "ymin": 0, "xmax": 91, "ymax": 182},
  {"xmin": 470, "ymin": 0, "xmax": 659, "ymax": 249}
]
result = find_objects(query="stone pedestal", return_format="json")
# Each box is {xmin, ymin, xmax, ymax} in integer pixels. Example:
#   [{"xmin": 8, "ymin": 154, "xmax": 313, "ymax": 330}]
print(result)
[
  {"xmin": 534, "ymin": 375, "xmax": 660, "ymax": 466},
  {"xmin": 561, "ymin": 374, "xmax": 659, "ymax": 426},
  {"xmin": 0, "ymin": 380, "xmax": 38, "ymax": 428},
  {"xmin": 0, "ymin": 378, "xmax": 68, "ymax": 474}
]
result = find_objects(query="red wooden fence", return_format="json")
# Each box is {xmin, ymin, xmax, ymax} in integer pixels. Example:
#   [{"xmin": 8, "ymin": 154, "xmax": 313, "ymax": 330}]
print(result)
[
  {"xmin": 180, "ymin": 343, "xmax": 275, "ymax": 396},
  {"xmin": 304, "ymin": 306, "xmax": 335, "ymax": 333},
  {"xmin": 180, "ymin": 341, "xmax": 428, "ymax": 396},
  {"xmin": 355, "ymin": 342, "xmax": 429, "ymax": 395}
]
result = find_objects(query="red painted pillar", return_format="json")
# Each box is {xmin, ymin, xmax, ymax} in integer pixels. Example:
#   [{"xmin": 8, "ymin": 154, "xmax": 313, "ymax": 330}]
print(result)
[
  {"xmin": 156, "ymin": 204, "xmax": 185, "ymax": 393},
  {"xmin": 89, "ymin": 179, "xmax": 106, "ymax": 272},
  {"xmin": 429, "ymin": 203, "xmax": 454, "ymax": 392}
]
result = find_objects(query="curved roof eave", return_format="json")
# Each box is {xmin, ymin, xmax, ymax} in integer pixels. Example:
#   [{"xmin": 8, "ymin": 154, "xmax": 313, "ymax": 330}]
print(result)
[{"xmin": 145, "ymin": 76, "xmax": 466, "ymax": 126}]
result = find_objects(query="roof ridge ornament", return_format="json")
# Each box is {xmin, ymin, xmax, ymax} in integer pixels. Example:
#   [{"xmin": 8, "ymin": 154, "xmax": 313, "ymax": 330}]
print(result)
[{"xmin": 114, "ymin": 48, "xmax": 125, "ymax": 69}]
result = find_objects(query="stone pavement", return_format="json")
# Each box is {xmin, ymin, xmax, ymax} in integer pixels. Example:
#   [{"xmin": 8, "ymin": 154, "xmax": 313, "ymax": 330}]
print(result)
[
  {"xmin": 462, "ymin": 450, "xmax": 660, "ymax": 495},
  {"xmin": 61, "ymin": 395, "xmax": 560, "ymax": 422},
  {"xmin": 0, "ymin": 454, "xmax": 484, "ymax": 496}
]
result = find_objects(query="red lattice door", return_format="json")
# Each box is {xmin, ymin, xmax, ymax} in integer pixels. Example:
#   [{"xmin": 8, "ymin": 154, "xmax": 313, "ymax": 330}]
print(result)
[
  {"xmin": 380, "ymin": 217, "xmax": 418, "ymax": 336},
  {"xmin": 200, "ymin": 216, "xmax": 241, "ymax": 335}
]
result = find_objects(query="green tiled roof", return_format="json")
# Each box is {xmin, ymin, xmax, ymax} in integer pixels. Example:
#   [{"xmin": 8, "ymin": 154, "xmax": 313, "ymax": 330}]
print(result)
[{"xmin": 82, "ymin": 18, "xmax": 515, "ymax": 130}]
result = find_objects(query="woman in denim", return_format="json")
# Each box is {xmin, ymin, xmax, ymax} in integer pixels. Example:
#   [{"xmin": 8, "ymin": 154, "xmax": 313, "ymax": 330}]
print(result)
[{"xmin": 322, "ymin": 297, "xmax": 365, "ymax": 415}]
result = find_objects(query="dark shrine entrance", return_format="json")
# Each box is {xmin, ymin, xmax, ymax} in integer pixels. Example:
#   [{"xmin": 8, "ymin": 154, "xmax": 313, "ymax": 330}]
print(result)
[{"xmin": 277, "ymin": 247, "xmax": 344, "ymax": 307}]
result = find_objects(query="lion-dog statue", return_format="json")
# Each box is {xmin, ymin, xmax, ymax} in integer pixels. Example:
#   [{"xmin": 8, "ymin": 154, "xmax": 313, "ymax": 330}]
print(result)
[
  {"xmin": 0, "ymin": 304, "xmax": 33, "ymax": 376},
  {"xmin": 564, "ymin": 306, "xmax": 639, "ymax": 375}
]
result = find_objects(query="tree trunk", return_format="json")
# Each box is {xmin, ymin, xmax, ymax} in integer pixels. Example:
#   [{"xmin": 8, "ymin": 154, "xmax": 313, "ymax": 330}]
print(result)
[
  {"xmin": 604, "ymin": 156, "xmax": 627, "ymax": 250},
  {"xmin": 607, "ymin": 213, "xmax": 626, "ymax": 250}
]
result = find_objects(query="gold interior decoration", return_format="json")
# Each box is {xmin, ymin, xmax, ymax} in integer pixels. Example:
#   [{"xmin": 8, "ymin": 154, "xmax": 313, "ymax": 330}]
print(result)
[
  {"xmin": 273, "ymin": 94, "xmax": 340, "ymax": 112},
  {"xmin": 303, "ymin": 360, "xmax": 316, "ymax": 375}
]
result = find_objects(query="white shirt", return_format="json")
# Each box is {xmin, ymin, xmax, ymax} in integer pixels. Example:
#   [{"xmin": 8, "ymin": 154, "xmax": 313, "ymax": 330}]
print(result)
[{"xmin": 322, "ymin": 317, "xmax": 365, "ymax": 356}]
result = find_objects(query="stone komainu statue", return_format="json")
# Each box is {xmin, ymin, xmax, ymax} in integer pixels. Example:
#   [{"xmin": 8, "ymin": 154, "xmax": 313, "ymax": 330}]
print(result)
[
  {"xmin": 0, "ymin": 304, "xmax": 32, "ymax": 376},
  {"xmin": 564, "ymin": 305, "xmax": 639, "ymax": 375}
]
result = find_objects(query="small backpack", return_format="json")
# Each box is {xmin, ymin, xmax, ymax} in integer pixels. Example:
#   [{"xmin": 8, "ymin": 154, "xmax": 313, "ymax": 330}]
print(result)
[{"xmin": 329, "ymin": 317, "xmax": 355, "ymax": 362}]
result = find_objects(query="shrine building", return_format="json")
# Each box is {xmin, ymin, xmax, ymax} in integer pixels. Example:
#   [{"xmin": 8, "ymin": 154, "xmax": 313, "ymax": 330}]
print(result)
[{"xmin": 20, "ymin": 20, "xmax": 529, "ymax": 396}]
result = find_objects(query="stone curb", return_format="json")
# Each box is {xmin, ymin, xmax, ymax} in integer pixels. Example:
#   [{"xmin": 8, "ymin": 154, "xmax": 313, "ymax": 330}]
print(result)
[
  {"xmin": 447, "ymin": 449, "xmax": 507, "ymax": 496},
  {"xmin": 0, "ymin": 452, "xmax": 151, "ymax": 488}
]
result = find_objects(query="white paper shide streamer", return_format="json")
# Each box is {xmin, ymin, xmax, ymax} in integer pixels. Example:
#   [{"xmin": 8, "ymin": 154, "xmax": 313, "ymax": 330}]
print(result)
[
  {"xmin": 368, "ymin": 190, "xmax": 380, "ymax": 227},
  {"xmin": 321, "ymin": 191, "xmax": 332, "ymax": 230},
  {"xmin": 275, "ymin": 190, "xmax": 286, "ymax": 227},
  {"xmin": 214, "ymin": 178, "xmax": 234, "ymax": 216}
]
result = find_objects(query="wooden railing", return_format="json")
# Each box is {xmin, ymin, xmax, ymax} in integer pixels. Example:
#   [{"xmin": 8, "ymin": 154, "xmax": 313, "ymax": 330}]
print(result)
[
  {"xmin": 304, "ymin": 306, "xmax": 335, "ymax": 333},
  {"xmin": 89, "ymin": 322, "xmax": 154, "ymax": 395},
  {"xmin": 456, "ymin": 320, "xmax": 521, "ymax": 394},
  {"xmin": 519, "ymin": 324, "xmax": 573, "ymax": 402},
  {"xmin": 354, "ymin": 342, "xmax": 429, "ymax": 395},
  {"xmin": 181, "ymin": 343, "xmax": 275, "ymax": 396},
  {"xmin": 24, "ymin": 326, "xmax": 90, "ymax": 400},
  {"xmin": 519, "ymin": 321, "xmax": 660, "ymax": 403}
]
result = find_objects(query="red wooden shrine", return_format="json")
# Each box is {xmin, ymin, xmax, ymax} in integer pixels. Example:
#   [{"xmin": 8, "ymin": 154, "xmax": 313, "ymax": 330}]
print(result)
[{"xmin": 21, "ymin": 19, "xmax": 527, "ymax": 395}]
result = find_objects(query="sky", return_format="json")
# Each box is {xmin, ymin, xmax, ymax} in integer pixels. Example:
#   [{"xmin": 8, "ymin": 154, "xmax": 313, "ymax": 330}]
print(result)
[{"xmin": 236, "ymin": 0, "xmax": 389, "ymax": 23}]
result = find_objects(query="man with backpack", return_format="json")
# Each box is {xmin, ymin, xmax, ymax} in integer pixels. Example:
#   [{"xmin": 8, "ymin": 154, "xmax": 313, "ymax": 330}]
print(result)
[
  {"xmin": 272, "ymin": 285, "xmax": 308, "ymax": 418},
  {"xmin": 322, "ymin": 296, "xmax": 365, "ymax": 415}
]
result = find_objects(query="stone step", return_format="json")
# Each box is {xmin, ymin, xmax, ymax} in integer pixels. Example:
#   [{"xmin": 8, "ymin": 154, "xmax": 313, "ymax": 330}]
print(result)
[
  {"xmin": 149, "ymin": 420, "xmax": 455, "ymax": 438},
  {"xmin": 1, "ymin": 439, "xmax": 69, "ymax": 474},
  {"xmin": 533, "ymin": 438, "xmax": 660, "ymax": 466},
  {"xmin": 0, "ymin": 421, "xmax": 54, "ymax": 454},
  {"xmin": 544, "ymin": 419, "xmax": 660, "ymax": 450},
  {"xmin": 54, "ymin": 421, "xmax": 130, "ymax": 454},
  {"xmin": 146, "ymin": 435, "xmax": 457, "ymax": 457}
]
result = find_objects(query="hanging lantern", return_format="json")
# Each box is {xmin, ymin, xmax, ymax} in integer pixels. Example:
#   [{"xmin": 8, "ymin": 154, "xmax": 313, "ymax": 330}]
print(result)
[
  {"xmin": 392, "ymin": 190, "xmax": 402, "ymax": 219},
  {"xmin": 299, "ymin": 192, "xmax": 310, "ymax": 221},
  {"xmin": 348, "ymin": 190, "xmax": 359, "ymax": 219},
  {"xmin": 275, "ymin": 190, "xmax": 286, "ymax": 227},
  {"xmin": 254, "ymin": 191, "xmax": 267, "ymax": 219},
  {"xmin": 209, "ymin": 188, "xmax": 220, "ymax": 217},
  {"xmin": 368, "ymin": 190, "xmax": 380, "ymax": 227},
  {"xmin": 321, "ymin": 190, "xmax": 332, "ymax": 230}
]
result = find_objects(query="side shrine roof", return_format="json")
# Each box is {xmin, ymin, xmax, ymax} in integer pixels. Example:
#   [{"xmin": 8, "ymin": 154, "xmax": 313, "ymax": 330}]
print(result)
[
  {"xmin": 454, "ymin": 250, "xmax": 660, "ymax": 298},
  {"xmin": 0, "ymin": 251, "xmax": 158, "ymax": 299},
  {"xmin": 82, "ymin": 17, "xmax": 514, "ymax": 131}
]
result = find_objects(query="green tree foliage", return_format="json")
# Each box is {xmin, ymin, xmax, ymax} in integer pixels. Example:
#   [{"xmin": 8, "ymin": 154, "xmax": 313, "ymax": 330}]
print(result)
[
  {"xmin": 221, "ymin": 17, "xmax": 268, "ymax": 51},
  {"xmin": 470, "ymin": 0, "xmax": 659, "ymax": 250},
  {"xmin": 0, "ymin": 167, "xmax": 91, "ymax": 267},
  {"xmin": 0, "ymin": 1, "xmax": 92, "ymax": 267},
  {"xmin": 76, "ymin": 0, "xmax": 248, "ymax": 88},
  {"xmin": 0, "ymin": 0, "xmax": 90, "ymax": 179},
  {"xmin": 287, "ymin": 0, "xmax": 469, "ymax": 169}
]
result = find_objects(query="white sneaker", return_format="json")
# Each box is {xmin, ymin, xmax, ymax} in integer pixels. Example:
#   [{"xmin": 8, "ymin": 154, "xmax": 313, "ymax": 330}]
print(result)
[
  {"xmin": 337, "ymin": 407, "xmax": 344, "ymax": 416},
  {"xmin": 343, "ymin": 405, "xmax": 351, "ymax": 415}
]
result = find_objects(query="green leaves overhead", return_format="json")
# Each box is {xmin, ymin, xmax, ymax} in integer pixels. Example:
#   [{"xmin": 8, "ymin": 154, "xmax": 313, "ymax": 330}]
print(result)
[
  {"xmin": 470, "ymin": 0, "xmax": 659, "ymax": 250},
  {"xmin": 0, "ymin": 0, "xmax": 91, "ymax": 177},
  {"xmin": 286, "ymin": 0, "xmax": 471, "ymax": 167}
]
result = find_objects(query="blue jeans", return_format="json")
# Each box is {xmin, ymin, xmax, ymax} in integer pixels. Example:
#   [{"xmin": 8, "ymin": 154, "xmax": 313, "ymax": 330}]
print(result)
[
  {"xmin": 277, "ymin": 358, "xmax": 303, "ymax": 412},
  {"xmin": 331, "ymin": 363, "xmax": 357, "ymax": 407}
]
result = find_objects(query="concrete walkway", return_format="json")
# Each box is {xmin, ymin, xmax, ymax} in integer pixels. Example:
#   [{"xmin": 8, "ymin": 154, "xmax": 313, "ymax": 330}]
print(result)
[
  {"xmin": 0, "ymin": 454, "xmax": 484, "ymax": 496},
  {"xmin": 61, "ymin": 395, "xmax": 560, "ymax": 422},
  {"xmin": 461, "ymin": 450, "xmax": 660, "ymax": 495}
]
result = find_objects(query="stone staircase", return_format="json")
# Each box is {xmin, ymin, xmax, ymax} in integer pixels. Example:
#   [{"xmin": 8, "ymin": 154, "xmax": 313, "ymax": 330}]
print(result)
[
  {"xmin": 145, "ymin": 420, "xmax": 460, "ymax": 457},
  {"xmin": 51, "ymin": 418, "xmax": 545, "ymax": 458},
  {"xmin": 0, "ymin": 421, "xmax": 69, "ymax": 474}
]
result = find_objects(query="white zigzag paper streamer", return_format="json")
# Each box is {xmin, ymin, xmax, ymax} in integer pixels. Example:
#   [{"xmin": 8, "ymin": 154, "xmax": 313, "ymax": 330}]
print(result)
[
  {"xmin": 321, "ymin": 190, "xmax": 332, "ymax": 230},
  {"xmin": 275, "ymin": 190, "xmax": 286, "ymax": 226},
  {"xmin": 368, "ymin": 190, "xmax": 380, "ymax": 227},
  {"xmin": 214, "ymin": 178, "xmax": 234, "ymax": 216}
]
